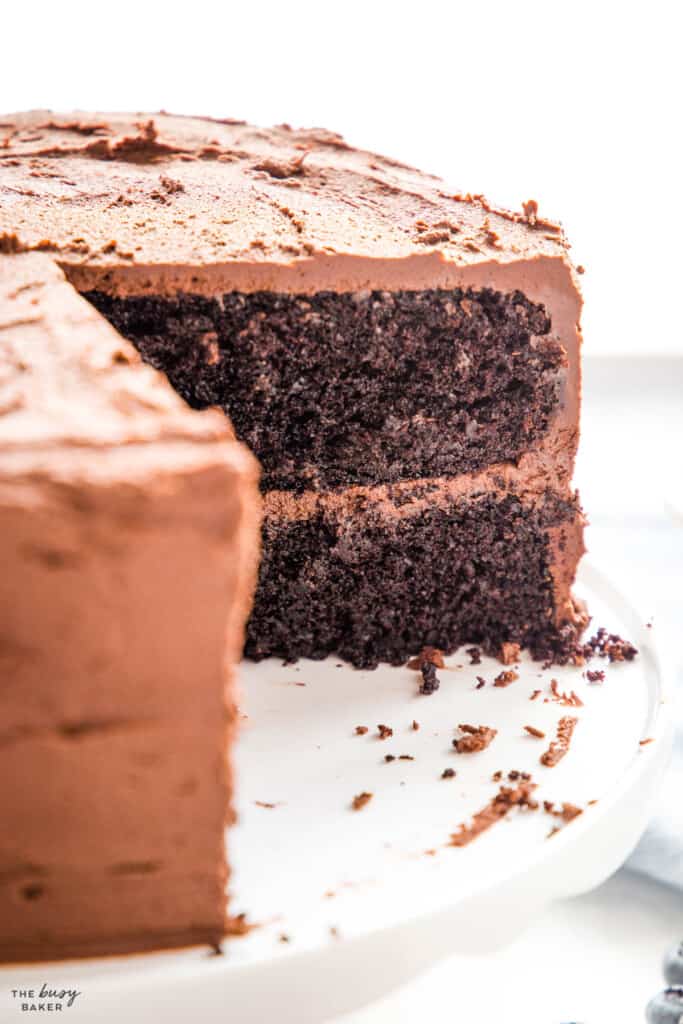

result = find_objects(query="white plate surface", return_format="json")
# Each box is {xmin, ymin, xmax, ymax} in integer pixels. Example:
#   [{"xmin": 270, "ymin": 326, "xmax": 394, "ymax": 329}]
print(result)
[{"xmin": 1, "ymin": 561, "xmax": 673, "ymax": 1023}]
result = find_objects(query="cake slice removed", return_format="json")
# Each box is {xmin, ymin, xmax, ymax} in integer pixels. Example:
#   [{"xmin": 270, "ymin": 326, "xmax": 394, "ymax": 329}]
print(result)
[{"xmin": 0, "ymin": 253, "xmax": 260, "ymax": 961}]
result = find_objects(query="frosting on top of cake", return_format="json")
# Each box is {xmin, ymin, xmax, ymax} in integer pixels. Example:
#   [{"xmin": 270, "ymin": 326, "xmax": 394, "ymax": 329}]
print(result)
[{"xmin": 0, "ymin": 112, "xmax": 572, "ymax": 295}]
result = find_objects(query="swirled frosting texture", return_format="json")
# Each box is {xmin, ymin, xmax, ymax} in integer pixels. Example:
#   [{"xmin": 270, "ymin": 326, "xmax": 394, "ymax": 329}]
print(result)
[{"xmin": 0, "ymin": 111, "xmax": 575, "ymax": 296}]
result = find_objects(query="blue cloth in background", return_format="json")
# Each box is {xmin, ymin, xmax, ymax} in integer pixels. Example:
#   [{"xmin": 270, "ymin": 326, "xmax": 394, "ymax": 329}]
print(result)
[{"xmin": 627, "ymin": 684, "xmax": 683, "ymax": 889}]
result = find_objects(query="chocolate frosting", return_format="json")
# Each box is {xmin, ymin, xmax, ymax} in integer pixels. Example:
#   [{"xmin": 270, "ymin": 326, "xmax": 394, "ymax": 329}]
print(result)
[
  {"xmin": 0, "ymin": 252, "xmax": 232, "ymax": 449},
  {"xmin": 0, "ymin": 251, "xmax": 261, "ymax": 961},
  {"xmin": 0, "ymin": 111, "xmax": 577, "ymax": 297}
]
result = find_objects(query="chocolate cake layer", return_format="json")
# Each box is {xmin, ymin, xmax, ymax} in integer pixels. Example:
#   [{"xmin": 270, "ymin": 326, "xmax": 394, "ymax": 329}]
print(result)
[
  {"xmin": 249, "ymin": 480, "xmax": 585, "ymax": 669},
  {"xmin": 86, "ymin": 286, "xmax": 565, "ymax": 491},
  {"xmin": 0, "ymin": 254, "xmax": 261, "ymax": 962}
]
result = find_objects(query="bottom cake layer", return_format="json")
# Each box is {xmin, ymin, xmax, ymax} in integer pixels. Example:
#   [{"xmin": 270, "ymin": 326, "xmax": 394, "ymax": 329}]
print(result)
[{"xmin": 246, "ymin": 483, "xmax": 585, "ymax": 669}]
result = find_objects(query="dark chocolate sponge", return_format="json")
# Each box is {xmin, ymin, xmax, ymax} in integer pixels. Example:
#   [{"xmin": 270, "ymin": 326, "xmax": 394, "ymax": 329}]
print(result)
[
  {"xmin": 86, "ymin": 287, "xmax": 564, "ymax": 492},
  {"xmin": 246, "ymin": 491, "xmax": 580, "ymax": 669}
]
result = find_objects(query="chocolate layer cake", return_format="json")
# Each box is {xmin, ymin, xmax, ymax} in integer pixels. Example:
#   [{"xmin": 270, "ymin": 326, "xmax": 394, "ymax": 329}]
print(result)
[
  {"xmin": 0, "ymin": 253, "xmax": 260, "ymax": 961},
  {"xmin": 0, "ymin": 111, "xmax": 586, "ymax": 673}
]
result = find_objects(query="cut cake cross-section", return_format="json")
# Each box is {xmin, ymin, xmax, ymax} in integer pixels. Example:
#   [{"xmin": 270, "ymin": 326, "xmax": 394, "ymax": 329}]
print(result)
[{"xmin": 0, "ymin": 111, "xmax": 587, "ymax": 668}]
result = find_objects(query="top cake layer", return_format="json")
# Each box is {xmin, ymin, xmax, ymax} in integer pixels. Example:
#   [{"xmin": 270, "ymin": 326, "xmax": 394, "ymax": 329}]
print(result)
[
  {"xmin": 0, "ymin": 113, "xmax": 583, "ymax": 495},
  {"xmin": 0, "ymin": 111, "xmax": 575, "ymax": 296}
]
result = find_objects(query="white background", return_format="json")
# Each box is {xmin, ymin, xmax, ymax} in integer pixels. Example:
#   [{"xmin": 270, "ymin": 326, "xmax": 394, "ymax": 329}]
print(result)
[
  {"xmin": 3, "ymin": 0, "xmax": 682, "ymax": 356},
  {"xmin": 3, "ymin": 2, "xmax": 682, "ymax": 1020}
]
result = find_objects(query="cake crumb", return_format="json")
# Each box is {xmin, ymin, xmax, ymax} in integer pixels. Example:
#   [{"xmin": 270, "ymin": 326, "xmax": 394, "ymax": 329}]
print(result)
[
  {"xmin": 411, "ymin": 720, "xmax": 420, "ymax": 731},
  {"xmin": 524, "ymin": 725, "xmax": 545, "ymax": 739},
  {"xmin": 639, "ymin": 737, "xmax": 655, "ymax": 746},
  {"xmin": 475, "ymin": 676, "xmax": 486, "ymax": 689},
  {"xmin": 586, "ymin": 669, "xmax": 605, "ymax": 683},
  {"xmin": 538, "ymin": 625, "xmax": 638, "ymax": 667},
  {"xmin": 530, "ymin": 689, "xmax": 542, "ymax": 701},
  {"xmin": 441, "ymin": 768, "xmax": 456, "ymax": 779},
  {"xmin": 384, "ymin": 754, "xmax": 396, "ymax": 763},
  {"xmin": 550, "ymin": 679, "xmax": 583, "ymax": 707},
  {"xmin": 449, "ymin": 781, "xmax": 538, "ymax": 847},
  {"xmin": 522, "ymin": 198, "xmax": 539, "ymax": 224},
  {"xmin": 419, "ymin": 661, "xmax": 440, "ymax": 695},
  {"xmin": 351, "ymin": 792, "xmax": 373, "ymax": 811},
  {"xmin": 540, "ymin": 716, "xmax": 578, "ymax": 767},
  {"xmin": 226, "ymin": 912, "xmax": 257, "ymax": 937},
  {"xmin": 466, "ymin": 646, "xmax": 482, "ymax": 665},
  {"xmin": 494, "ymin": 669, "xmax": 518, "ymax": 688},
  {"xmin": 544, "ymin": 800, "xmax": 583, "ymax": 823},
  {"xmin": 377, "ymin": 724, "xmax": 393, "ymax": 740},
  {"xmin": 453, "ymin": 723, "xmax": 497, "ymax": 753},
  {"xmin": 355, "ymin": 725, "xmax": 368, "ymax": 736},
  {"xmin": 498, "ymin": 642, "xmax": 521, "ymax": 665},
  {"xmin": 407, "ymin": 646, "xmax": 445, "ymax": 670}
]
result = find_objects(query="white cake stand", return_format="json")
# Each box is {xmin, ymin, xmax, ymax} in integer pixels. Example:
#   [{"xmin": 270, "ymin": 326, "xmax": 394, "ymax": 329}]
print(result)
[{"xmin": 1, "ymin": 561, "xmax": 673, "ymax": 1023}]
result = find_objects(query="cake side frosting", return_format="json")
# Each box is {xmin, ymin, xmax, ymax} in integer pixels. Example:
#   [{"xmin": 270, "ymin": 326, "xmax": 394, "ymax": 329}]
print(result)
[
  {"xmin": 0, "ymin": 252, "xmax": 232, "ymax": 449},
  {"xmin": 0, "ymin": 252, "xmax": 261, "ymax": 961},
  {"xmin": 0, "ymin": 451, "xmax": 254, "ymax": 959}
]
